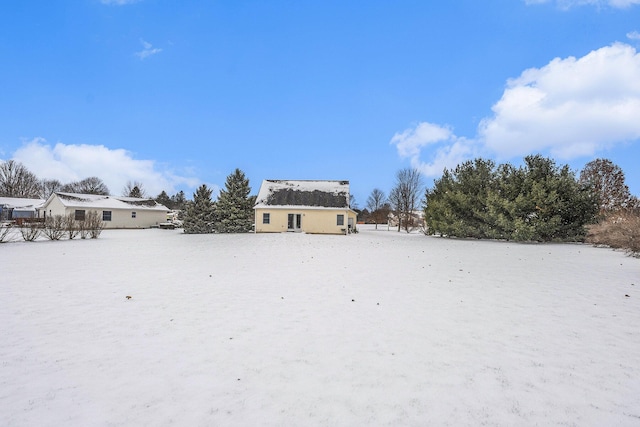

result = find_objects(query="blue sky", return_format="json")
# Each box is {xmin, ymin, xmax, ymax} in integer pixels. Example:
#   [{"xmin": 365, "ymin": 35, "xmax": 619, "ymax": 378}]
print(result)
[{"xmin": 1, "ymin": 0, "xmax": 639, "ymax": 206}]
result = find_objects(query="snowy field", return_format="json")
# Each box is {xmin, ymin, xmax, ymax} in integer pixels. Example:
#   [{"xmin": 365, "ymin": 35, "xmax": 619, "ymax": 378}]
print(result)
[{"xmin": 1, "ymin": 225, "xmax": 639, "ymax": 426}]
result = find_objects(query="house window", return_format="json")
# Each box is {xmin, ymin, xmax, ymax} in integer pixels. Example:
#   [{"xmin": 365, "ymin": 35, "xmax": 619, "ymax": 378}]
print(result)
[
  {"xmin": 337, "ymin": 214, "xmax": 345, "ymax": 226},
  {"xmin": 75, "ymin": 210, "xmax": 85, "ymax": 221},
  {"xmin": 263, "ymin": 213, "xmax": 270, "ymax": 224},
  {"xmin": 131, "ymin": 211, "xmax": 137, "ymax": 218},
  {"xmin": 103, "ymin": 211, "xmax": 112, "ymax": 221}
]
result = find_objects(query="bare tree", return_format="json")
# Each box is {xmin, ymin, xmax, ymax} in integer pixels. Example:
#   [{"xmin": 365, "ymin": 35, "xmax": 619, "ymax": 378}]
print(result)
[
  {"xmin": 579, "ymin": 159, "xmax": 632, "ymax": 212},
  {"xmin": 122, "ymin": 181, "xmax": 147, "ymax": 198},
  {"xmin": 349, "ymin": 194, "xmax": 357, "ymax": 210},
  {"xmin": 388, "ymin": 186, "xmax": 402, "ymax": 232},
  {"xmin": 0, "ymin": 160, "xmax": 41, "ymax": 198},
  {"xmin": 40, "ymin": 179, "xmax": 62, "ymax": 199},
  {"xmin": 366, "ymin": 188, "xmax": 387, "ymax": 229},
  {"xmin": 391, "ymin": 168, "xmax": 424, "ymax": 233},
  {"xmin": 61, "ymin": 177, "xmax": 110, "ymax": 195}
]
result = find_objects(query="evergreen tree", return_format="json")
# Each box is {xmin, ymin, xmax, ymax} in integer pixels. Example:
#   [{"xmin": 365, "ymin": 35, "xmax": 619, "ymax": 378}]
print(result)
[
  {"xmin": 171, "ymin": 191, "xmax": 187, "ymax": 211},
  {"xmin": 183, "ymin": 185, "xmax": 216, "ymax": 234},
  {"xmin": 155, "ymin": 191, "xmax": 173, "ymax": 209},
  {"xmin": 215, "ymin": 168, "xmax": 254, "ymax": 233},
  {"xmin": 122, "ymin": 181, "xmax": 147, "ymax": 198},
  {"xmin": 424, "ymin": 155, "xmax": 598, "ymax": 242}
]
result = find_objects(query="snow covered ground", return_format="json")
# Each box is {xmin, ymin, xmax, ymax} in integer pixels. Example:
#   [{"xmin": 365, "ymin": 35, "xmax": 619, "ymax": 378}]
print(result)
[{"xmin": 1, "ymin": 225, "xmax": 639, "ymax": 426}]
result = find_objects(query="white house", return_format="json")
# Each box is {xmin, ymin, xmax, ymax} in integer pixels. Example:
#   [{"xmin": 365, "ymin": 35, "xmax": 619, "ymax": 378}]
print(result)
[
  {"xmin": 254, "ymin": 180, "xmax": 357, "ymax": 235},
  {"xmin": 42, "ymin": 192, "xmax": 169, "ymax": 229}
]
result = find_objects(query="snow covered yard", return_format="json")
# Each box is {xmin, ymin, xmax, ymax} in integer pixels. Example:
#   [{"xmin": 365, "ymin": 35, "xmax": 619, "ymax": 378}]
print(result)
[{"xmin": 1, "ymin": 226, "xmax": 639, "ymax": 426}]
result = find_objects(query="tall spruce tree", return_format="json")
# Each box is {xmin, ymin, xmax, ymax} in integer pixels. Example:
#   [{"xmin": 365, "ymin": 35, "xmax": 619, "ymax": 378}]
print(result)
[
  {"xmin": 215, "ymin": 169, "xmax": 255, "ymax": 233},
  {"xmin": 183, "ymin": 185, "xmax": 216, "ymax": 234}
]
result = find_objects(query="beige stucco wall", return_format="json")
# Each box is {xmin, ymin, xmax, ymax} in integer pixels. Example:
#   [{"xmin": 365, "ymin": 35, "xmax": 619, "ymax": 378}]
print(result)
[
  {"xmin": 43, "ymin": 197, "xmax": 167, "ymax": 229},
  {"xmin": 255, "ymin": 208, "xmax": 357, "ymax": 235}
]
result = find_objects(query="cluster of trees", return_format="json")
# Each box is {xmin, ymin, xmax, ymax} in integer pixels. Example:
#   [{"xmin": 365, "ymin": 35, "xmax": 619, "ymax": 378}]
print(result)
[
  {"xmin": 183, "ymin": 168, "xmax": 255, "ymax": 234},
  {"xmin": 362, "ymin": 157, "xmax": 637, "ymax": 246},
  {"xmin": 363, "ymin": 168, "xmax": 424, "ymax": 233},
  {"xmin": 423, "ymin": 156, "xmax": 628, "ymax": 242},
  {"xmin": 155, "ymin": 190, "xmax": 188, "ymax": 211},
  {"xmin": 0, "ymin": 160, "xmax": 110, "ymax": 198}
]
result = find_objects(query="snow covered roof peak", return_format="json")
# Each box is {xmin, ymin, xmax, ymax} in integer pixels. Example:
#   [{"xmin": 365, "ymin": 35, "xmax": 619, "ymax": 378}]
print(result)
[
  {"xmin": 255, "ymin": 179, "xmax": 351, "ymax": 209},
  {"xmin": 50, "ymin": 192, "xmax": 167, "ymax": 211}
]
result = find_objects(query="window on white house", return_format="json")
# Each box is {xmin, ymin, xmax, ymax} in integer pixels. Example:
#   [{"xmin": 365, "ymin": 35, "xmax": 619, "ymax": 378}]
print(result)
[
  {"xmin": 75, "ymin": 210, "xmax": 85, "ymax": 221},
  {"xmin": 337, "ymin": 214, "xmax": 344, "ymax": 226},
  {"xmin": 103, "ymin": 211, "xmax": 112, "ymax": 221},
  {"xmin": 131, "ymin": 211, "xmax": 137, "ymax": 218},
  {"xmin": 263, "ymin": 213, "xmax": 270, "ymax": 224}
]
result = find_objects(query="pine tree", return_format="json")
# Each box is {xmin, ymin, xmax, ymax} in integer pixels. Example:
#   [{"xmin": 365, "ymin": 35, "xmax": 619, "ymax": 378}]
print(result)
[
  {"xmin": 171, "ymin": 191, "xmax": 187, "ymax": 211},
  {"xmin": 155, "ymin": 191, "xmax": 173, "ymax": 209},
  {"xmin": 215, "ymin": 168, "xmax": 255, "ymax": 233},
  {"xmin": 424, "ymin": 156, "xmax": 598, "ymax": 241},
  {"xmin": 183, "ymin": 185, "xmax": 216, "ymax": 234}
]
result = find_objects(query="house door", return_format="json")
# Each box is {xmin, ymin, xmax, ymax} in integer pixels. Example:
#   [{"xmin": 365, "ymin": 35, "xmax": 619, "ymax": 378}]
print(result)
[{"xmin": 287, "ymin": 213, "xmax": 302, "ymax": 231}]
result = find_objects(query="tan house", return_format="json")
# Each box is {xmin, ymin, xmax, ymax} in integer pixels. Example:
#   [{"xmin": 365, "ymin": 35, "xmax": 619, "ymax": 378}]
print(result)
[
  {"xmin": 254, "ymin": 180, "xmax": 357, "ymax": 235},
  {"xmin": 42, "ymin": 192, "xmax": 169, "ymax": 229}
]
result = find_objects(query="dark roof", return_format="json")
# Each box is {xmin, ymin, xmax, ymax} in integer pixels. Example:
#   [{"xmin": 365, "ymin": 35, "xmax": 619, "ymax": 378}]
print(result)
[
  {"xmin": 266, "ymin": 188, "xmax": 348, "ymax": 208},
  {"xmin": 255, "ymin": 180, "xmax": 351, "ymax": 209}
]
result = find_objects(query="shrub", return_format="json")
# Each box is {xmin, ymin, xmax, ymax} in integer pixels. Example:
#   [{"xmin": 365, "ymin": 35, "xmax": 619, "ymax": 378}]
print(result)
[
  {"xmin": 586, "ymin": 209, "xmax": 640, "ymax": 255},
  {"xmin": 65, "ymin": 213, "xmax": 79, "ymax": 239},
  {"xmin": 43, "ymin": 215, "xmax": 66, "ymax": 240},
  {"xmin": 86, "ymin": 210, "xmax": 104, "ymax": 239},
  {"xmin": 20, "ymin": 222, "xmax": 41, "ymax": 241},
  {"xmin": 0, "ymin": 223, "xmax": 14, "ymax": 243}
]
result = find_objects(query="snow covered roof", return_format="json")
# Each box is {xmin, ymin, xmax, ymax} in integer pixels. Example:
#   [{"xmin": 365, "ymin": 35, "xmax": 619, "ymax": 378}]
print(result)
[
  {"xmin": 46, "ymin": 192, "xmax": 168, "ymax": 211},
  {"xmin": 254, "ymin": 180, "xmax": 351, "ymax": 209},
  {"xmin": 0, "ymin": 197, "xmax": 45, "ymax": 210}
]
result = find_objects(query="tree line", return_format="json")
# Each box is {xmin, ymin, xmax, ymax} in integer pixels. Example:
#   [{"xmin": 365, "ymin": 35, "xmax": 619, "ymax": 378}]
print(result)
[
  {"xmin": 0, "ymin": 159, "xmax": 188, "ymax": 210},
  {"xmin": 364, "ymin": 156, "xmax": 638, "ymax": 244}
]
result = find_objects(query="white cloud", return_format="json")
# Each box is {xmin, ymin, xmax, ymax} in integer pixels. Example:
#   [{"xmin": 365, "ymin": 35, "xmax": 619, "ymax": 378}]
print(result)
[
  {"xmin": 136, "ymin": 39, "xmax": 162, "ymax": 60},
  {"xmin": 628, "ymin": 31, "xmax": 640, "ymax": 40},
  {"xmin": 390, "ymin": 122, "xmax": 454, "ymax": 158},
  {"xmin": 12, "ymin": 138, "xmax": 199, "ymax": 196},
  {"xmin": 390, "ymin": 122, "xmax": 479, "ymax": 177},
  {"xmin": 479, "ymin": 43, "xmax": 640, "ymax": 159},
  {"xmin": 525, "ymin": 0, "xmax": 640, "ymax": 7},
  {"xmin": 391, "ymin": 43, "xmax": 640, "ymax": 173}
]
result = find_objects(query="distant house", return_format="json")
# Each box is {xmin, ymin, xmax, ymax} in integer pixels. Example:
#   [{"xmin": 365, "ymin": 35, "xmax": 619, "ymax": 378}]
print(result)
[
  {"xmin": 42, "ymin": 192, "xmax": 169, "ymax": 229},
  {"xmin": 254, "ymin": 180, "xmax": 357, "ymax": 235},
  {"xmin": 0, "ymin": 197, "xmax": 45, "ymax": 223}
]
